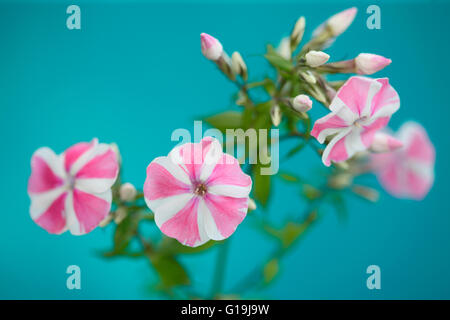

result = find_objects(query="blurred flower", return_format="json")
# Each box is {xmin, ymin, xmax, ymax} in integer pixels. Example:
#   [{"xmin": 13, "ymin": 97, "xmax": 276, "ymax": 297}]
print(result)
[
  {"xmin": 119, "ymin": 182, "xmax": 137, "ymax": 202},
  {"xmin": 277, "ymin": 37, "xmax": 291, "ymax": 60},
  {"xmin": 305, "ymin": 50, "xmax": 330, "ymax": 67},
  {"xmin": 290, "ymin": 16, "xmax": 305, "ymax": 50},
  {"xmin": 292, "ymin": 94, "xmax": 313, "ymax": 112},
  {"xmin": 370, "ymin": 131, "xmax": 403, "ymax": 153},
  {"xmin": 144, "ymin": 137, "xmax": 252, "ymax": 247},
  {"xmin": 231, "ymin": 51, "xmax": 248, "ymax": 81},
  {"xmin": 326, "ymin": 7, "xmax": 358, "ymax": 36},
  {"xmin": 371, "ymin": 122, "xmax": 435, "ymax": 200},
  {"xmin": 311, "ymin": 76, "xmax": 400, "ymax": 166},
  {"xmin": 200, "ymin": 33, "xmax": 223, "ymax": 61},
  {"xmin": 355, "ymin": 53, "xmax": 392, "ymax": 75},
  {"xmin": 27, "ymin": 138, "xmax": 119, "ymax": 235}
]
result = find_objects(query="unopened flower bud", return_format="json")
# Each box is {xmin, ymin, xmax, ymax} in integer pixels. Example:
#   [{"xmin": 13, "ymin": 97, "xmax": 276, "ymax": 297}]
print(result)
[
  {"xmin": 299, "ymin": 70, "xmax": 316, "ymax": 84},
  {"xmin": 370, "ymin": 132, "xmax": 403, "ymax": 153},
  {"xmin": 277, "ymin": 37, "xmax": 291, "ymax": 60},
  {"xmin": 270, "ymin": 104, "xmax": 282, "ymax": 127},
  {"xmin": 231, "ymin": 51, "xmax": 248, "ymax": 81},
  {"xmin": 200, "ymin": 33, "xmax": 223, "ymax": 61},
  {"xmin": 114, "ymin": 207, "xmax": 128, "ymax": 224},
  {"xmin": 327, "ymin": 7, "xmax": 358, "ymax": 36},
  {"xmin": 355, "ymin": 53, "xmax": 392, "ymax": 75},
  {"xmin": 290, "ymin": 16, "xmax": 305, "ymax": 49},
  {"xmin": 351, "ymin": 185, "xmax": 379, "ymax": 202},
  {"xmin": 248, "ymin": 198, "xmax": 257, "ymax": 211},
  {"xmin": 119, "ymin": 182, "xmax": 137, "ymax": 202},
  {"xmin": 99, "ymin": 214, "xmax": 113, "ymax": 228},
  {"xmin": 328, "ymin": 172, "xmax": 353, "ymax": 189},
  {"xmin": 305, "ymin": 50, "xmax": 330, "ymax": 67},
  {"xmin": 292, "ymin": 94, "xmax": 313, "ymax": 112}
]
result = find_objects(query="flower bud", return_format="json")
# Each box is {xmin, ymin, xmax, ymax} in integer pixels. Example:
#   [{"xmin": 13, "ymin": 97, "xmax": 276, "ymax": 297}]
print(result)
[
  {"xmin": 328, "ymin": 172, "xmax": 353, "ymax": 189},
  {"xmin": 327, "ymin": 7, "xmax": 358, "ymax": 36},
  {"xmin": 355, "ymin": 53, "xmax": 392, "ymax": 75},
  {"xmin": 114, "ymin": 207, "xmax": 128, "ymax": 224},
  {"xmin": 277, "ymin": 37, "xmax": 291, "ymax": 60},
  {"xmin": 305, "ymin": 50, "xmax": 330, "ymax": 67},
  {"xmin": 270, "ymin": 104, "xmax": 282, "ymax": 127},
  {"xmin": 99, "ymin": 214, "xmax": 113, "ymax": 228},
  {"xmin": 248, "ymin": 198, "xmax": 257, "ymax": 211},
  {"xmin": 292, "ymin": 94, "xmax": 313, "ymax": 112},
  {"xmin": 231, "ymin": 51, "xmax": 248, "ymax": 81},
  {"xmin": 351, "ymin": 185, "xmax": 379, "ymax": 203},
  {"xmin": 119, "ymin": 182, "xmax": 137, "ymax": 202},
  {"xmin": 370, "ymin": 132, "xmax": 403, "ymax": 153},
  {"xmin": 200, "ymin": 33, "xmax": 223, "ymax": 61},
  {"xmin": 290, "ymin": 16, "xmax": 305, "ymax": 50},
  {"xmin": 299, "ymin": 70, "xmax": 316, "ymax": 84}
]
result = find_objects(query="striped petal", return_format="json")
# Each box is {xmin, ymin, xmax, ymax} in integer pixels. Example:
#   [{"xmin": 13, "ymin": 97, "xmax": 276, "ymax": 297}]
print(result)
[{"xmin": 28, "ymin": 147, "xmax": 65, "ymax": 194}]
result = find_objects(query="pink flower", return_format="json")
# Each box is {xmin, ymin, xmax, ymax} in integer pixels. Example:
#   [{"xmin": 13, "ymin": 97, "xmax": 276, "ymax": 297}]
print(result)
[
  {"xmin": 27, "ymin": 139, "xmax": 119, "ymax": 235},
  {"xmin": 311, "ymin": 76, "xmax": 400, "ymax": 166},
  {"xmin": 371, "ymin": 122, "xmax": 435, "ymax": 200},
  {"xmin": 369, "ymin": 131, "xmax": 403, "ymax": 153},
  {"xmin": 355, "ymin": 53, "xmax": 392, "ymax": 75},
  {"xmin": 144, "ymin": 137, "xmax": 252, "ymax": 247},
  {"xmin": 200, "ymin": 33, "xmax": 223, "ymax": 61}
]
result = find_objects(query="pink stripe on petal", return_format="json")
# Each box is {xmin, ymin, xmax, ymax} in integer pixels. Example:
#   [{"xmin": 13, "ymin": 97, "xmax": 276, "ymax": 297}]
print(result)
[
  {"xmin": 336, "ymin": 76, "xmax": 372, "ymax": 116},
  {"xmin": 34, "ymin": 192, "xmax": 67, "ymax": 234},
  {"xmin": 72, "ymin": 189, "xmax": 110, "ymax": 234},
  {"xmin": 311, "ymin": 114, "xmax": 348, "ymax": 141},
  {"xmin": 178, "ymin": 138, "xmax": 214, "ymax": 181},
  {"xmin": 377, "ymin": 160, "xmax": 403, "ymax": 197},
  {"xmin": 144, "ymin": 162, "xmax": 191, "ymax": 200},
  {"xmin": 203, "ymin": 193, "xmax": 247, "ymax": 239},
  {"xmin": 324, "ymin": 136, "xmax": 349, "ymax": 166},
  {"xmin": 160, "ymin": 197, "xmax": 202, "ymax": 247},
  {"xmin": 370, "ymin": 78, "xmax": 399, "ymax": 116},
  {"xmin": 28, "ymin": 156, "xmax": 64, "ymax": 193},
  {"xmin": 405, "ymin": 169, "xmax": 432, "ymax": 200},
  {"xmin": 76, "ymin": 149, "xmax": 118, "ymax": 179},
  {"xmin": 64, "ymin": 142, "xmax": 92, "ymax": 173},
  {"xmin": 206, "ymin": 154, "xmax": 251, "ymax": 188},
  {"xmin": 406, "ymin": 128, "xmax": 435, "ymax": 164}
]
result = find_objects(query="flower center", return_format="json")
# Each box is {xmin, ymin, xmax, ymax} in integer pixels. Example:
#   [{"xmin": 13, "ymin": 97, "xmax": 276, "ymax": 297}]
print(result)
[
  {"xmin": 67, "ymin": 175, "xmax": 76, "ymax": 190},
  {"xmin": 194, "ymin": 183, "xmax": 208, "ymax": 197},
  {"xmin": 353, "ymin": 116, "xmax": 368, "ymax": 128}
]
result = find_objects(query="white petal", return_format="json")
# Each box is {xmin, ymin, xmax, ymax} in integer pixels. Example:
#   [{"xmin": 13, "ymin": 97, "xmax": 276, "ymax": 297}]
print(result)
[
  {"xmin": 199, "ymin": 138, "xmax": 223, "ymax": 182},
  {"xmin": 29, "ymin": 186, "xmax": 66, "ymax": 220},
  {"xmin": 198, "ymin": 199, "xmax": 225, "ymax": 241},
  {"xmin": 208, "ymin": 184, "xmax": 251, "ymax": 198},
  {"xmin": 145, "ymin": 193, "xmax": 194, "ymax": 229}
]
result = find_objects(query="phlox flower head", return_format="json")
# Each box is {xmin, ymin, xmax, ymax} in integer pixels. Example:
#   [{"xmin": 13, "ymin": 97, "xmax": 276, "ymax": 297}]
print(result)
[
  {"xmin": 28, "ymin": 138, "xmax": 119, "ymax": 235},
  {"xmin": 371, "ymin": 122, "xmax": 435, "ymax": 200},
  {"xmin": 311, "ymin": 76, "xmax": 400, "ymax": 166},
  {"xmin": 144, "ymin": 137, "xmax": 252, "ymax": 247}
]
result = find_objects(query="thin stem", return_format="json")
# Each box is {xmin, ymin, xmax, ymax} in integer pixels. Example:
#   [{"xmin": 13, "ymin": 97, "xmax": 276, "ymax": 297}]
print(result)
[{"xmin": 210, "ymin": 239, "xmax": 230, "ymax": 299}]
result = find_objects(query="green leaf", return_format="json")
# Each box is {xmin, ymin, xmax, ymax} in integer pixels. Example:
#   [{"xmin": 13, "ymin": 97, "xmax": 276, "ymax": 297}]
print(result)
[
  {"xmin": 264, "ymin": 45, "xmax": 293, "ymax": 72},
  {"xmin": 263, "ymin": 258, "xmax": 279, "ymax": 284},
  {"xmin": 205, "ymin": 111, "xmax": 242, "ymax": 133},
  {"xmin": 148, "ymin": 253, "xmax": 190, "ymax": 288},
  {"xmin": 253, "ymin": 165, "xmax": 271, "ymax": 207},
  {"xmin": 302, "ymin": 184, "xmax": 322, "ymax": 201},
  {"xmin": 286, "ymin": 143, "xmax": 306, "ymax": 159},
  {"xmin": 278, "ymin": 171, "xmax": 301, "ymax": 183},
  {"xmin": 113, "ymin": 212, "xmax": 141, "ymax": 253}
]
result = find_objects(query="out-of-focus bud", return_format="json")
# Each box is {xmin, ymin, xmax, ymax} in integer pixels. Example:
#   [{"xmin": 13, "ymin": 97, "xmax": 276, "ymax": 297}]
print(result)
[
  {"xmin": 355, "ymin": 53, "xmax": 392, "ymax": 75},
  {"xmin": 370, "ymin": 132, "xmax": 403, "ymax": 153},
  {"xmin": 292, "ymin": 94, "xmax": 313, "ymax": 112},
  {"xmin": 290, "ymin": 16, "xmax": 305, "ymax": 50},
  {"xmin": 114, "ymin": 207, "xmax": 128, "ymax": 224},
  {"xmin": 299, "ymin": 70, "xmax": 316, "ymax": 84},
  {"xmin": 328, "ymin": 172, "xmax": 353, "ymax": 189},
  {"xmin": 351, "ymin": 185, "xmax": 379, "ymax": 202},
  {"xmin": 270, "ymin": 104, "xmax": 282, "ymax": 127},
  {"xmin": 327, "ymin": 7, "xmax": 358, "ymax": 36},
  {"xmin": 277, "ymin": 37, "xmax": 291, "ymax": 60},
  {"xmin": 248, "ymin": 198, "xmax": 257, "ymax": 211},
  {"xmin": 99, "ymin": 214, "xmax": 113, "ymax": 228},
  {"xmin": 305, "ymin": 50, "xmax": 330, "ymax": 67},
  {"xmin": 231, "ymin": 51, "xmax": 248, "ymax": 81},
  {"xmin": 119, "ymin": 182, "xmax": 137, "ymax": 202},
  {"xmin": 200, "ymin": 33, "xmax": 223, "ymax": 61}
]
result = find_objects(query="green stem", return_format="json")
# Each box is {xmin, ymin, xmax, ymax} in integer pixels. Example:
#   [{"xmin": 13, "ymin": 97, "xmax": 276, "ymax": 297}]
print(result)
[{"xmin": 210, "ymin": 239, "xmax": 230, "ymax": 299}]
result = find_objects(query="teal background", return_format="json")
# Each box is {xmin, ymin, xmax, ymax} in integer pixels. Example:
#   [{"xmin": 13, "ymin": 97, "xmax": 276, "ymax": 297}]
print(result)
[{"xmin": 1, "ymin": 0, "xmax": 449, "ymax": 299}]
